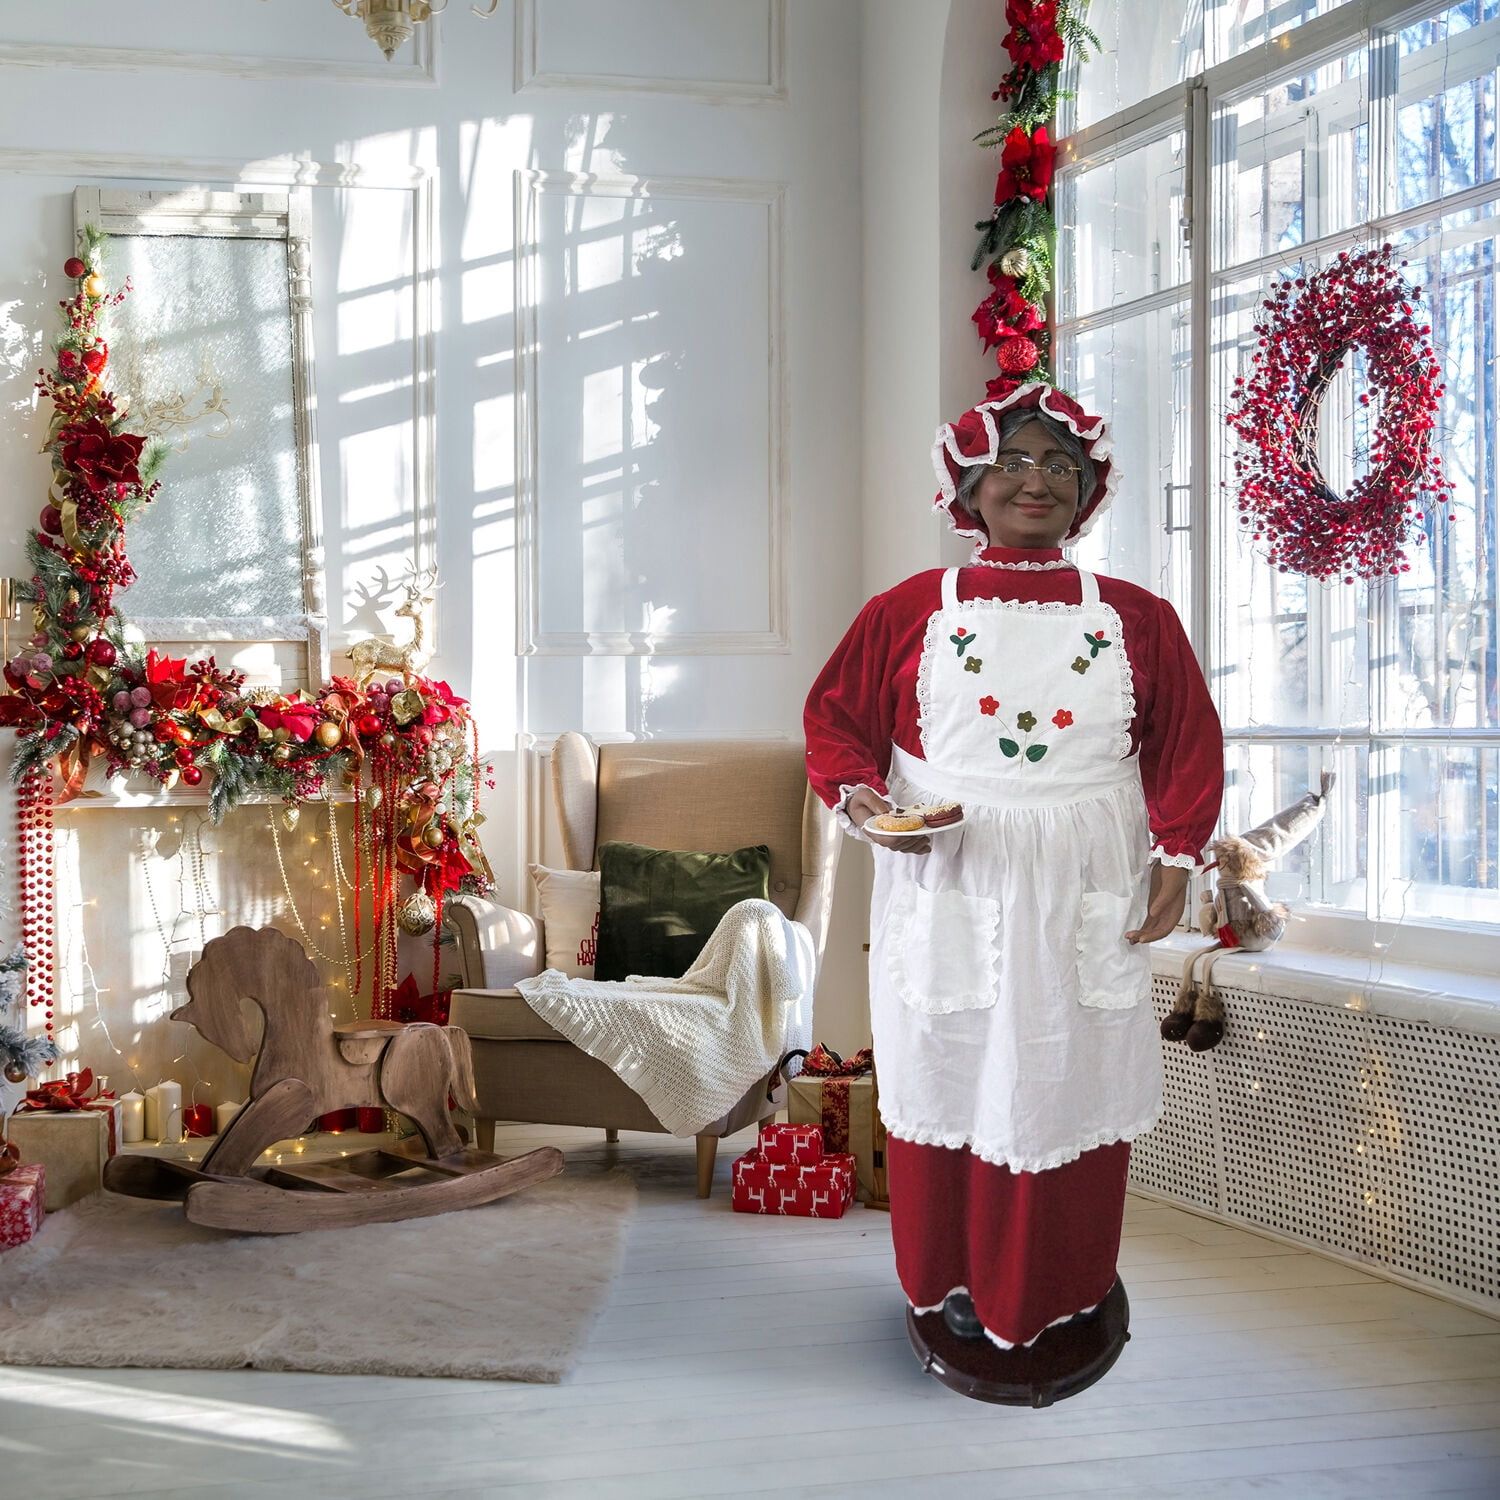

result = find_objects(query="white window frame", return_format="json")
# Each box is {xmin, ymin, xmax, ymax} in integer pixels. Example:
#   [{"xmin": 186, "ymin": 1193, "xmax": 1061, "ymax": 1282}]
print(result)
[{"xmin": 1054, "ymin": 0, "xmax": 1500, "ymax": 974}]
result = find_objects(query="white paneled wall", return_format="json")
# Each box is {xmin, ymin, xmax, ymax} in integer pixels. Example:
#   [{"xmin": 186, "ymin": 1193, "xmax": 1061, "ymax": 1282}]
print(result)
[{"xmin": 0, "ymin": 0, "xmax": 872, "ymax": 1088}]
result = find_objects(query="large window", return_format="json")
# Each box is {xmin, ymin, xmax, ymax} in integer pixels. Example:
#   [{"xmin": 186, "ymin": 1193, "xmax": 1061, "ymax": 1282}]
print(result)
[{"xmin": 1055, "ymin": 0, "xmax": 1500, "ymax": 965}]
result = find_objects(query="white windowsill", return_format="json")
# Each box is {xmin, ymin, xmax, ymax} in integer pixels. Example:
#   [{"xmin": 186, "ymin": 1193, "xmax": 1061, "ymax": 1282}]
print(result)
[{"xmin": 1147, "ymin": 930, "xmax": 1500, "ymax": 1038}]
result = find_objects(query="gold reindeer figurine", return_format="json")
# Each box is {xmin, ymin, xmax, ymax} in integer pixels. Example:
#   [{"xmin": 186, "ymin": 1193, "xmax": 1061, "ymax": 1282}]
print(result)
[{"xmin": 347, "ymin": 563, "xmax": 439, "ymax": 686}]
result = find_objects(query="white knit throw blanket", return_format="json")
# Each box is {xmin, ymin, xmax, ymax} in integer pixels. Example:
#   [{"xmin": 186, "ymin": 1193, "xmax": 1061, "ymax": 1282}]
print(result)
[{"xmin": 514, "ymin": 898, "xmax": 816, "ymax": 1136}]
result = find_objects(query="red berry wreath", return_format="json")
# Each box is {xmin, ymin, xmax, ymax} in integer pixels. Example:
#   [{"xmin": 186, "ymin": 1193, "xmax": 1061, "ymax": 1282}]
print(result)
[{"xmin": 1224, "ymin": 243, "xmax": 1454, "ymax": 583}]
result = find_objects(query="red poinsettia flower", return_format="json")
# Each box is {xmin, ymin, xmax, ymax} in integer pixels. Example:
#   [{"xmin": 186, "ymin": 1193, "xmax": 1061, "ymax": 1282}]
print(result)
[
  {"xmin": 994, "ymin": 125, "xmax": 1054, "ymax": 205},
  {"xmin": 0, "ymin": 693, "xmax": 42, "ymax": 730},
  {"xmin": 972, "ymin": 267, "xmax": 1045, "ymax": 351},
  {"xmin": 979, "ymin": 695, "xmax": 1000, "ymax": 716},
  {"xmin": 1052, "ymin": 708, "xmax": 1074, "ymax": 728},
  {"xmin": 144, "ymin": 649, "xmax": 192, "ymax": 711},
  {"xmin": 1003, "ymin": 0, "xmax": 1065, "ymax": 73},
  {"xmin": 259, "ymin": 699, "xmax": 321, "ymax": 743},
  {"xmin": 58, "ymin": 417, "xmax": 146, "ymax": 496}
]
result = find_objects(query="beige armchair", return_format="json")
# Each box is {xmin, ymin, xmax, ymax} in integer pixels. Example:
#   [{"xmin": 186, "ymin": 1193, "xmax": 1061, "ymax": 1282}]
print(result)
[{"xmin": 446, "ymin": 734, "xmax": 842, "ymax": 1196}]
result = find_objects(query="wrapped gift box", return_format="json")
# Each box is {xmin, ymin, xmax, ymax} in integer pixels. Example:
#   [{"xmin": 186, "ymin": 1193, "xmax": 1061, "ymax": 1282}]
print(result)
[
  {"xmin": 6, "ymin": 1106, "xmax": 118, "ymax": 1210},
  {"xmin": 0, "ymin": 1162, "xmax": 46, "ymax": 1249},
  {"xmin": 731, "ymin": 1147, "xmax": 857, "ymax": 1218},
  {"xmin": 757, "ymin": 1122, "xmax": 824, "ymax": 1167},
  {"xmin": 787, "ymin": 1061, "xmax": 888, "ymax": 1208}
]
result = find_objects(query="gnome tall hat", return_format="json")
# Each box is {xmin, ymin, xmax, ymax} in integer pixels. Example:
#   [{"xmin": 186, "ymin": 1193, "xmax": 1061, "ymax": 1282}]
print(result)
[
  {"xmin": 932, "ymin": 380, "xmax": 1119, "ymax": 555},
  {"xmin": 1237, "ymin": 771, "xmax": 1337, "ymax": 861}
]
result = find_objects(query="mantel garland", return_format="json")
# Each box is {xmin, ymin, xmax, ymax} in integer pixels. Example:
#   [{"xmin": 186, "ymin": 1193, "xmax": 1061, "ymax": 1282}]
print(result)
[
  {"xmin": 969, "ymin": 1, "xmax": 1099, "ymax": 401},
  {"xmin": 1224, "ymin": 243, "xmax": 1456, "ymax": 582},
  {"xmin": 1, "ymin": 236, "xmax": 493, "ymax": 1025}
]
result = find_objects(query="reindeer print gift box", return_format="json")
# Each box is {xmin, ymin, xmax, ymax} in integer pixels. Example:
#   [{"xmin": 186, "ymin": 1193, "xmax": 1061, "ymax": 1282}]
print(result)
[{"xmin": 731, "ymin": 1146, "xmax": 858, "ymax": 1218}]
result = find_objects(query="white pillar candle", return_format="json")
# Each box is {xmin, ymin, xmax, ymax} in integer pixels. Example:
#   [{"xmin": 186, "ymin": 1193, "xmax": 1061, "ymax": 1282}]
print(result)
[
  {"xmin": 145, "ymin": 1081, "xmax": 183, "ymax": 1144},
  {"xmin": 215, "ymin": 1100, "xmax": 243, "ymax": 1134},
  {"xmin": 119, "ymin": 1091, "xmax": 146, "ymax": 1144}
]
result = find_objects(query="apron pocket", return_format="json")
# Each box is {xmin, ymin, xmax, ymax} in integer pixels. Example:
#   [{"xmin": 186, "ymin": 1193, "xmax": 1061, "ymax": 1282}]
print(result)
[
  {"xmin": 1076, "ymin": 890, "xmax": 1151, "ymax": 1010},
  {"xmin": 888, "ymin": 882, "xmax": 1000, "ymax": 1015}
]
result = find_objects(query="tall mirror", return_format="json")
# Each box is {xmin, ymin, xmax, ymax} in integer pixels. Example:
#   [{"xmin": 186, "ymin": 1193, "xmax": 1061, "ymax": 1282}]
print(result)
[{"xmin": 73, "ymin": 186, "xmax": 327, "ymax": 690}]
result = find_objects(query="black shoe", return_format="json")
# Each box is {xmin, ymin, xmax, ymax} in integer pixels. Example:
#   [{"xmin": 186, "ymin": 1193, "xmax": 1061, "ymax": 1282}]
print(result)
[{"xmin": 942, "ymin": 1291, "xmax": 986, "ymax": 1341}]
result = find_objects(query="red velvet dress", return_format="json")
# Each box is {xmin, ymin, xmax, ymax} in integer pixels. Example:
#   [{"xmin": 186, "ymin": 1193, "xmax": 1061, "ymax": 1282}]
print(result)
[{"xmin": 803, "ymin": 544, "xmax": 1223, "ymax": 1346}]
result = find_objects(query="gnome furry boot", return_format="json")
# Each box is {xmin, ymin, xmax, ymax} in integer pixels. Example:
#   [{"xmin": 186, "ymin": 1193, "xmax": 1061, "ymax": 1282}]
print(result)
[
  {"xmin": 942, "ymin": 1291, "xmax": 986, "ymax": 1341},
  {"xmin": 1161, "ymin": 954, "xmax": 1227, "ymax": 1052}
]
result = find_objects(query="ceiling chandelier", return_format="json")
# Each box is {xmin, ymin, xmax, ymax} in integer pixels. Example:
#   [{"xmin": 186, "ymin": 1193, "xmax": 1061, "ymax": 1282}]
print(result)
[{"xmin": 332, "ymin": 0, "xmax": 500, "ymax": 62}]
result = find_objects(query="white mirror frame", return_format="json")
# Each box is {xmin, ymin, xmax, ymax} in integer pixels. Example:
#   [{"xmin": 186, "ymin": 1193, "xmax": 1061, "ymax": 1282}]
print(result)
[{"xmin": 72, "ymin": 186, "xmax": 329, "ymax": 690}]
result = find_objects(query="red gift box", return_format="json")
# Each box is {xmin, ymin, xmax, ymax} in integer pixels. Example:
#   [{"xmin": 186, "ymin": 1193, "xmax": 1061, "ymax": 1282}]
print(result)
[
  {"xmin": 757, "ymin": 1122, "xmax": 823, "ymax": 1167},
  {"xmin": 0, "ymin": 1162, "xmax": 46, "ymax": 1250},
  {"xmin": 731, "ymin": 1147, "xmax": 856, "ymax": 1218}
]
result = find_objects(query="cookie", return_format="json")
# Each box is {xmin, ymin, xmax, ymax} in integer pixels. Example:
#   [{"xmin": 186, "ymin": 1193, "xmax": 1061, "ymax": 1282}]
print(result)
[
  {"xmin": 869, "ymin": 812, "xmax": 925, "ymax": 834},
  {"xmin": 918, "ymin": 801, "xmax": 963, "ymax": 828}
]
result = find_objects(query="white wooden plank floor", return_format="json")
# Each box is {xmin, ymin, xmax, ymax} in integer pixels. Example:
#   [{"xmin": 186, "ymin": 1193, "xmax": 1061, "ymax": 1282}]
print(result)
[{"xmin": 3, "ymin": 1122, "xmax": 1497, "ymax": 1500}]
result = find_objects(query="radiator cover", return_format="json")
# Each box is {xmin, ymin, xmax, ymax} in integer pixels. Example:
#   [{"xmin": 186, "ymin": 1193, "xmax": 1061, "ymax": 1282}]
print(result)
[{"xmin": 1131, "ymin": 974, "xmax": 1500, "ymax": 1314}]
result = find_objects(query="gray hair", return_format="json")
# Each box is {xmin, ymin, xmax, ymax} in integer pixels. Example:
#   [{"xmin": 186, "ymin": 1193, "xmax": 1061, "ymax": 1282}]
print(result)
[{"xmin": 955, "ymin": 408, "xmax": 1095, "ymax": 527}]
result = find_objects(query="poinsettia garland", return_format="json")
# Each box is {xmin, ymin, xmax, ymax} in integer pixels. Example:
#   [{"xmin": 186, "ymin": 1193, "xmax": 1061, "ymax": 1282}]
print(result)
[
  {"xmin": 1224, "ymin": 243, "xmax": 1455, "ymax": 582},
  {"xmin": 1, "ymin": 240, "xmax": 493, "ymax": 1020},
  {"xmin": 970, "ymin": 1, "xmax": 1099, "ymax": 400}
]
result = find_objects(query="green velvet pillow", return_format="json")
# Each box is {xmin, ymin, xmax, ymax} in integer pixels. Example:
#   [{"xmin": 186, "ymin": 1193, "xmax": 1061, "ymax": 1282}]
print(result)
[{"xmin": 594, "ymin": 840, "xmax": 772, "ymax": 982}]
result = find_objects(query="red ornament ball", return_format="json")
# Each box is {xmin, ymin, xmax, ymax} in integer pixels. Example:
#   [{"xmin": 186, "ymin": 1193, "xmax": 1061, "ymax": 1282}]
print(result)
[
  {"xmin": 996, "ymin": 335, "xmax": 1040, "ymax": 376},
  {"xmin": 63, "ymin": 256, "xmax": 86, "ymax": 279},
  {"xmin": 356, "ymin": 712, "xmax": 383, "ymax": 738},
  {"xmin": 181, "ymin": 764, "xmax": 203, "ymax": 786},
  {"xmin": 85, "ymin": 638, "xmax": 116, "ymax": 667},
  {"xmin": 61, "ymin": 641, "xmax": 84, "ymax": 661},
  {"xmin": 39, "ymin": 504, "xmax": 63, "ymax": 535}
]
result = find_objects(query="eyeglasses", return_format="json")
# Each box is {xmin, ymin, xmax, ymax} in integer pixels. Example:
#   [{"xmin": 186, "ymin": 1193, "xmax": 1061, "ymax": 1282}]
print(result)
[{"xmin": 986, "ymin": 455, "xmax": 1082, "ymax": 491}]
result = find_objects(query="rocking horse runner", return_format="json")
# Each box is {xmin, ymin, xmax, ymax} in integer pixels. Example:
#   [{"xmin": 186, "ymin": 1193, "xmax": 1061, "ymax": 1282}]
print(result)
[{"xmin": 104, "ymin": 926, "xmax": 563, "ymax": 1233}]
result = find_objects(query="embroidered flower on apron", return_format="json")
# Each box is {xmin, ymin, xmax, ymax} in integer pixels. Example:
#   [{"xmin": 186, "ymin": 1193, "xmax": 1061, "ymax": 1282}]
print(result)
[{"xmin": 867, "ymin": 567, "xmax": 1164, "ymax": 1173}]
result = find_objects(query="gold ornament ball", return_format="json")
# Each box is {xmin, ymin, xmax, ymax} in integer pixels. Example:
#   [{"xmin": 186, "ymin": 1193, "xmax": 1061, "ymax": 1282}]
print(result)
[
  {"xmin": 272, "ymin": 743, "xmax": 292, "ymax": 764},
  {"xmin": 71, "ymin": 624, "xmax": 94, "ymax": 643},
  {"xmin": 315, "ymin": 720, "xmax": 343, "ymax": 749},
  {"xmin": 1000, "ymin": 246, "xmax": 1031, "ymax": 278},
  {"xmin": 3, "ymin": 1058, "xmax": 28, "ymax": 1085},
  {"xmin": 379, "ymin": 732, "xmax": 396, "ymax": 749},
  {"xmin": 84, "ymin": 274, "xmax": 104, "ymax": 299},
  {"xmin": 421, "ymin": 822, "xmax": 445, "ymax": 849},
  {"xmin": 396, "ymin": 891, "xmax": 437, "ymax": 936}
]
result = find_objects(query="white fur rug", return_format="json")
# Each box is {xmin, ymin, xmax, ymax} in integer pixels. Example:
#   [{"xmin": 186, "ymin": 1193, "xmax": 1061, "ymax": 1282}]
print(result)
[{"xmin": 0, "ymin": 1164, "xmax": 636, "ymax": 1382}]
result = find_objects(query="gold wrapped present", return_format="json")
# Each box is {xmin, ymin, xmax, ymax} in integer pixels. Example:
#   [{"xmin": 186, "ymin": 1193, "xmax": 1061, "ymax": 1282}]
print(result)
[
  {"xmin": 7, "ymin": 1104, "xmax": 118, "ymax": 1210},
  {"xmin": 784, "ymin": 1045, "xmax": 889, "ymax": 1209}
]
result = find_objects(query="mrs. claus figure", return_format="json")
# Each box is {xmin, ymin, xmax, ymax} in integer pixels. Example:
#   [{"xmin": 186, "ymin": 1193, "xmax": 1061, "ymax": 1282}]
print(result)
[{"xmin": 803, "ymin": 382, "xmax": 1224, "ymax": 1401}]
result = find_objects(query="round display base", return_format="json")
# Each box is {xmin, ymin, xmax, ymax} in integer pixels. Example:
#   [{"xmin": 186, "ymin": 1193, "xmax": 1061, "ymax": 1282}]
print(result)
[{"xmin": 904, "ymin": 1279, "xmax": 1131, "ymax": 1409}]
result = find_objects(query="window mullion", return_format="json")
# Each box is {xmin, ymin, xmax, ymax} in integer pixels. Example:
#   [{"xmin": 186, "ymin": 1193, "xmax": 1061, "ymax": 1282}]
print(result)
[{"xmin": 1188, "ymin": 77, "xmax": 1212, "ymax": 678}]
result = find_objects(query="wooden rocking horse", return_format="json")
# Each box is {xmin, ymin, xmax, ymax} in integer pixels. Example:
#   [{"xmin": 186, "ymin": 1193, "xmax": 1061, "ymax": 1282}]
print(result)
[{"xmin": 103, "ymin": 926, "xmax": 563, "ymax": 1233}]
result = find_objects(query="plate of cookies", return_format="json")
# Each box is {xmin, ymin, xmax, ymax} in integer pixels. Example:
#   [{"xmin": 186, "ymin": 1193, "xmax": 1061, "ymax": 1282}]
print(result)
[{"xmin": 866, "ymin": 800, "xmax": 965, "ymax": 838}]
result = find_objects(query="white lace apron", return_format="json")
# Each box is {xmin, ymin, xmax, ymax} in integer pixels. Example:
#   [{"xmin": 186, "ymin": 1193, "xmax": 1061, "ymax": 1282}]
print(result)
[{"xmin": 869, "ymin": 565, "xmax": 1163, "ymax": 1173}]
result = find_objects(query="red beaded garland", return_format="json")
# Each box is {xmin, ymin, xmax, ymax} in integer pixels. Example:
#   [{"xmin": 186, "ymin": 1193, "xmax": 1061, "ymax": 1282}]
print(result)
[
  {"xmin": 1224, "ymin": 243, "xmax": 1455, "ymax": 583},
  {"xmin": 17, "ymin": 767, "xmax": 56, "ymax": 1033}
]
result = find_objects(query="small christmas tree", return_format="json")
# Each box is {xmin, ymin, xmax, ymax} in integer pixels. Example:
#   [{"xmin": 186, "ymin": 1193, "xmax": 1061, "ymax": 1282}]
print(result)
[{"xmin": 1, "ymin": 945, "xmax": 58, "ymax": 1086}]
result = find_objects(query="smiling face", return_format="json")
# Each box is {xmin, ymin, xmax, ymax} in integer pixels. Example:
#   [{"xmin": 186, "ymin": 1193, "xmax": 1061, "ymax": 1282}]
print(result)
[{"xmin": 967, "ymin": 420, "xmax": 1083, "ymax": 549}]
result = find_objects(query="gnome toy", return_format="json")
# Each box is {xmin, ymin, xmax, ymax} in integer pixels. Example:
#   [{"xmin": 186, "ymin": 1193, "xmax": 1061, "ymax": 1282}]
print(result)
[{"xmin": 1161, "ymin": 771, "xmax": 1335, "ymax": 1051}]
